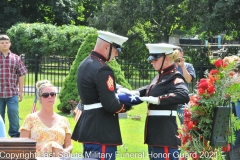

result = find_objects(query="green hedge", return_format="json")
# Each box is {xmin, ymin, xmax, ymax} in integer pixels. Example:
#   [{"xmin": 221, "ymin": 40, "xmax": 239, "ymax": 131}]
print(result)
[{"xmin": 6, "ymin": 23, "xmax": 96, "ymax": 57}]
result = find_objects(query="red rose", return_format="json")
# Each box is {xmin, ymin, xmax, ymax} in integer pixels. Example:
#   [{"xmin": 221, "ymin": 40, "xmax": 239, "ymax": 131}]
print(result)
[
  {"xmin": 210, "ymin": 69, "xmax": 218, "ymax": 75},
  {"xmin": 222, "ymin": 144, "xmax": 230, "ymax": 152},
  {"xmin": 190, "ymin": 95, "xmax": 200, "ymax": 104},
  {"xmin": 223, "ymin": 62, "xmax": 228, "ymax": 68},
  {"xmin": 198, "ymin": 88, "xmax": 205, "ymax": 95},
  {"xmin": 207, "ymin": 85, "xmax": 215, "ymax": 95},
  {"xmin": 184, "ymin": 111, "xmax": 191, "ymax": 117},
  {"xmin": 198, "ymin": 78, "xmax": 208, "ymax": 90},
  {"xmin": 188, "ymin": 121, "xmax": 194, "ymax": 130},
  {"xmin": 208, "ymin": 74, "xmax": 216, "ymax": 84},
  {"xmin": 214, "ymin": 59, "xmax": 223, "ymax": 68}
]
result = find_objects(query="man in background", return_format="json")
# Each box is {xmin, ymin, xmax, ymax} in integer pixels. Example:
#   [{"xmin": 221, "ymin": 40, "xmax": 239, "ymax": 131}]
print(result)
[
  {"xmin": 174, "ymin": 47, "xmax": 196, "ymax": 124},
  {"xmin": 0, "ymin": 34, "xmax": 28, "ymax": 137}
]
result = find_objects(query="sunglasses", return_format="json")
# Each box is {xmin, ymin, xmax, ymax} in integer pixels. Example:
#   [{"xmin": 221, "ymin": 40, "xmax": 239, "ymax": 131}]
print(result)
[
  {"xmin": 41, "ymin": 92, "xmax": 56, "ymax": 98},
  {"xmin": 112, "ymin": 44, "xmax": 121, "ymax": 53}
]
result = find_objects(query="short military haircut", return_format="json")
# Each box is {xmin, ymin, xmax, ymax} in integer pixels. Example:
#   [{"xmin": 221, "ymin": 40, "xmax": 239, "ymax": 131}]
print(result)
[{"xmin": 0, "ymin": 35, "xmax": 10, "ymax": 41}]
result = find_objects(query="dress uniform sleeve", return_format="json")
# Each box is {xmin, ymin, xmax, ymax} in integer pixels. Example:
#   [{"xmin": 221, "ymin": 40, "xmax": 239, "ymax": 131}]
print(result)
[
  {"xmin": 137, "ymin": 85, "xmax": 149, "ymax": 97},
  {"xmin": 159, "ymin": 76, "xmax": 189, "ymax": 106},
  {"xmin": 94, "ymin": 66, "xmax": 126, "ymax": 113}
]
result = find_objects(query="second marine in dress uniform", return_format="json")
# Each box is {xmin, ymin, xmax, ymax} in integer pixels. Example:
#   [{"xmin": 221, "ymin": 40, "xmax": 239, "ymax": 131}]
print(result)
[{"xmin": 138, "ymin": 43, "xmax": 190, "ymax": 160}]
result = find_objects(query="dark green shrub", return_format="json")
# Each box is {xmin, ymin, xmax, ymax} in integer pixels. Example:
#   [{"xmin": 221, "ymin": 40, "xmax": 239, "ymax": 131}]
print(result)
[
  {"xmin": 108, "ymin": 59, "xmax": 132, "ymax": 90},
  {"xmin": 58, "ymin": 33, "xmax": 131, "ymax": 112},
  {"xmin": 57, "ymin": 33, "xmax": 97, "ymax": 112}
]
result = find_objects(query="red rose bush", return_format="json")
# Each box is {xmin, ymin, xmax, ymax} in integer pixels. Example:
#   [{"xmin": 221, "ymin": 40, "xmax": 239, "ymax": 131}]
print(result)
[{"xmin": 178, "ymin": 59, "xmax": 240, "ymax": 160}]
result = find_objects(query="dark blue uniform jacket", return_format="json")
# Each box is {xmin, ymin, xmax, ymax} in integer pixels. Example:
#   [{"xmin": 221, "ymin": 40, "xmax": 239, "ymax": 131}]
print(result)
[
  {"xmin": 72, "ymin": 51, "xmax": 128, "ymax": 145},
  {"xmin": 138, "ymin": 64, "xmax": 189, "ymax": 147}
]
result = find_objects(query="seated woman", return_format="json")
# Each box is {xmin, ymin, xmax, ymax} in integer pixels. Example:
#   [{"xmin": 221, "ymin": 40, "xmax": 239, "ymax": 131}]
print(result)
[
  {"xmin": 20, "ymin": 80, "xmax": 72, "ymax": 157},
  {"xmin": 0, "ymin": 115, "xmax": 7, "ymax": 137}
]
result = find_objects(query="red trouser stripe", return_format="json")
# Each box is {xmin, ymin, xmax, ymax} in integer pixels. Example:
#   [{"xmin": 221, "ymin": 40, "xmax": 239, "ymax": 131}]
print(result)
[
  {"xmin": 164, "ymin": 146, "xmax": 169, "ymax": 160},
  {"xmin": 101, "ymin": 144, "xmax": 106, "ymax": 160}
]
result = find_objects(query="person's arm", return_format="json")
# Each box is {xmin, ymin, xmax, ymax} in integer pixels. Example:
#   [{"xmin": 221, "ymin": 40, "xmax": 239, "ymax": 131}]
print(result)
[
  {"xmin": 63, "ymin": 133, "xmax": 73, "ymax": 153},
  {"xmin": 179, "ymin": 59, "xmax": 195, "ymax": 83},
  {"xmin": 20, "ymin": 114, "xmax": 32, "ymax": 138},
  {"xmin": 62, "ymin": 117, "xmax": 73, "ymax": 153},
  {"xmin": 20, "ymin": 129, "xmax": 31, "ymax": 138},
  {"xmin": 18, "ymin": 76, "xmax": 24, "ymax": 102},
  {"xmin": 181, "ymin": 65, "xmax": 192, "ymax": 83}
]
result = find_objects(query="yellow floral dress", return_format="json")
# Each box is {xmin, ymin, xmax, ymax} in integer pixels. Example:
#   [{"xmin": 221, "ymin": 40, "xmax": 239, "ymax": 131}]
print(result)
[{"xmin": 20, "ymin": 113, "xmax": 71, "ymax": 157}]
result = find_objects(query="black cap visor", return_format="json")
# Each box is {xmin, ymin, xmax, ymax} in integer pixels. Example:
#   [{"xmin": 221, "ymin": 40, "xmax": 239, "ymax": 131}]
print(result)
[
  {"xmin": 147, "ymin": 53, "xmax": 165, "ymax": 61},
  {"xmin": 112, "ymin": 43, "xmax": 121, "ymax": 53}
]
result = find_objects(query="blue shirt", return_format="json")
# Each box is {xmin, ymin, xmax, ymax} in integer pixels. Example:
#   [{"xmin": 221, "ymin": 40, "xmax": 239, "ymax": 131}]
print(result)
[{"xmin": 176, "ymin": 62, "xmax": 196, "ymax": 87}]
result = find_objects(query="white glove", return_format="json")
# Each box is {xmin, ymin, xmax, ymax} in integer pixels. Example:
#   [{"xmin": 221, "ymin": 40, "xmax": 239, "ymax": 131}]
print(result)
[
  {"xmin": 117, "ymin": 88, "xmax": 140, "ymax": 96},
  {"xmin": 139, "ymin": 96, "xmax": 160, "ymax": 105}
]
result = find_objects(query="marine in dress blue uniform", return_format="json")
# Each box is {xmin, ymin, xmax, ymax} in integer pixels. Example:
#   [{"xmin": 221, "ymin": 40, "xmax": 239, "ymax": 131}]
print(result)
[
  {"xmin": 72, "ymin": 31, "xmax": 138, "ymax": 160},
  {"xmin": 137, "ymin": 43, "xmax": 190, "ymax": 160}
]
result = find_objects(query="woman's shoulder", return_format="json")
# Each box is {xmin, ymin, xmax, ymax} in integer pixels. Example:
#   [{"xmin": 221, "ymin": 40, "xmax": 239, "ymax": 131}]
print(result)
[
  {"xmin": 22, "ymin": 112, "xmax": 40, "ymax": 125},
  {"xmin": 56, "ymin": 115, "xmax": 71, "ymax": 129},
  {"xmin": 25, "ymin": 112, "xmax": 39, "ymax": 119},
  {"xmin": 56, "ymin": 114, "xmax": 69, "ymax": 123}
]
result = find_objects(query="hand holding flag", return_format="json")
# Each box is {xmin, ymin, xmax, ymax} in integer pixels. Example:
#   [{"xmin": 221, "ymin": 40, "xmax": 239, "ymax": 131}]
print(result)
[{"xmin": 116, "ymin": 93, "xmax": 143, "ymax": 106}]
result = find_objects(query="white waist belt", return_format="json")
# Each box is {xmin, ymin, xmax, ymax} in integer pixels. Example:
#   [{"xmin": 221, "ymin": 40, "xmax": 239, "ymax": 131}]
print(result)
[
  {"xmin": 148, "ymin": 110, "xmax": 177, "ymax": 116},
  {"xmin": 84, "ymin": 103, "xmax": 102, "ymax": 110}
]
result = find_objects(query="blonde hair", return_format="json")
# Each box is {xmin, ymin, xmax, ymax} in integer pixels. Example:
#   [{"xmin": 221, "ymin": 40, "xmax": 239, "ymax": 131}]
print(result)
[
  {"xmin": 167, "ymin": 50, "xmax": 180, "ymax": 62},
  {"xmin": 36, "ymin": 80, "xmax": 55, "ymax": 98}
]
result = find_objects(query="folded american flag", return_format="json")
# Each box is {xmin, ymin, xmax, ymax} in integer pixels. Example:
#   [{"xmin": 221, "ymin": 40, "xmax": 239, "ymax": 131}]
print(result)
[{"xmin": 116, "ymin": 93, "xmax": 143, "ymax": 106}]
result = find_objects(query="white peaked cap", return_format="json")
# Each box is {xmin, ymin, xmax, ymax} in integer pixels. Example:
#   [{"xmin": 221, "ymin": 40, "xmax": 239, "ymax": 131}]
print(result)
[
  {"xmin": 97, "ymin": 30, "xmax": 128, "ymax": 46},
  {"xmin": 146, "ymin": 43, "xmax": 177, "ymax": 54}
]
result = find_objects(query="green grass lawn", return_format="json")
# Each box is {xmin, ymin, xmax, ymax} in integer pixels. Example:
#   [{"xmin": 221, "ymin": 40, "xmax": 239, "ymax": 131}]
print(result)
[{"xmin": 4, "ymin": 95, "xmax": 180, "ymax": 160}]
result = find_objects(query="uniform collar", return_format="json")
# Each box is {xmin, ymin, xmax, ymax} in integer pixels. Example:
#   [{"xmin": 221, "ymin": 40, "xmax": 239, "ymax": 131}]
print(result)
[
  {"xmin": 90, "ymin": 51, "xmax": 107, "ymax": 62},
  {"xmin": 158, "ymin": 64, "xmax": 176, "ymax": 74}
]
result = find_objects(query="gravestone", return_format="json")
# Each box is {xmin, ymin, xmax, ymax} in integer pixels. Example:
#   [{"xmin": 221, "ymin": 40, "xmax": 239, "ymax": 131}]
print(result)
[{"xmin": 118, "ymin": 113, "xmax": 128, "ymax": 119}]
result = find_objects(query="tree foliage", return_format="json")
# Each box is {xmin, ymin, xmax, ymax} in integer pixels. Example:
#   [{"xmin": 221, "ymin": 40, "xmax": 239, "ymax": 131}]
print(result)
[
  {"xmin": 0, "ymin": 0, "xmax": 83, "ymax": 33},
  {"xmin": 2, "ymin": 0, "xmax": 240, "ymax": 40},
  {"xmin": 87, "ymin": 0, "xmax": 184, "ymax": 72},
  {"xmin": 88, "ymin": 0, "xmax": 183, "ymax": 42},
  {"xmin": 179, "ymin": 0, "xmax": 240, "ymax": 40}
]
